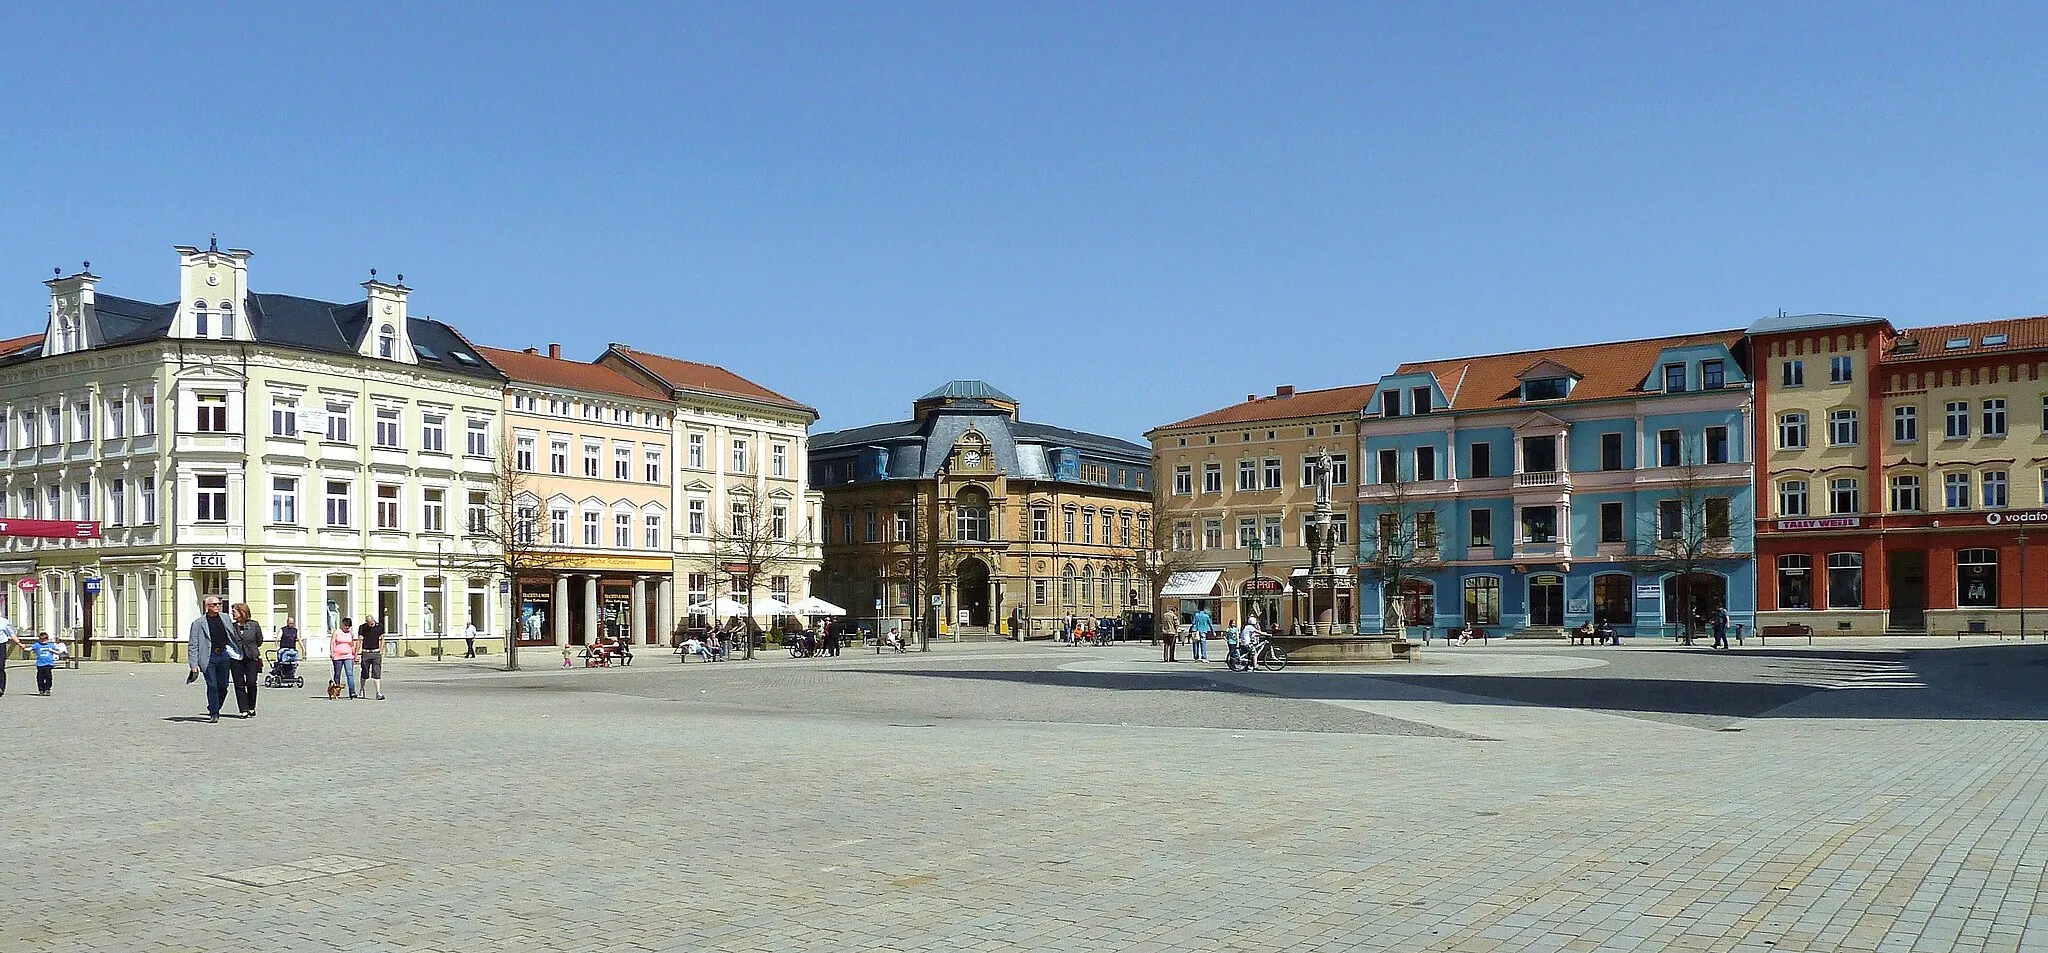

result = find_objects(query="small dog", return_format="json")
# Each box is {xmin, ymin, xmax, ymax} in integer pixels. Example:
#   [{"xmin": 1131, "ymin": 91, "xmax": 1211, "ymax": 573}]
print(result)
[{"xmin": 327, "ymin": 680, "xmax": 345, "ymax": 700}]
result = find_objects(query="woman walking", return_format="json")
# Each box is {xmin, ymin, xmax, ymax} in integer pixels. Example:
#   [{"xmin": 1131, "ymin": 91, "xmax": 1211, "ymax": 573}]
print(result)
[{"xmin": 331, "ymin": 617, "xmax": 359, "ymax": 699}]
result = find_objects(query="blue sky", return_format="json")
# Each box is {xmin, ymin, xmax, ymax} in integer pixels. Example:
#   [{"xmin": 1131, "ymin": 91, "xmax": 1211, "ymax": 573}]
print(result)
[{"xmin": 2, "ymin": 3, "xmax": 2045, "ymax": 439}]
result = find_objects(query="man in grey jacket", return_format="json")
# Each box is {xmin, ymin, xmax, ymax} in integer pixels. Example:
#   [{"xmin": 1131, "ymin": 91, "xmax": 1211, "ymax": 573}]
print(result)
[{"xmin": 187, "ymin": 596, "xmax": 241, "ymax": 723}]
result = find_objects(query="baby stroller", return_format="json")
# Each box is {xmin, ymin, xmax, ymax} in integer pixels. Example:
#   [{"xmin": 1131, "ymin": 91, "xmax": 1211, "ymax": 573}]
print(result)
[{"xmin": 262, "ymin": 647, "xmax": 305, "ymax": 688}]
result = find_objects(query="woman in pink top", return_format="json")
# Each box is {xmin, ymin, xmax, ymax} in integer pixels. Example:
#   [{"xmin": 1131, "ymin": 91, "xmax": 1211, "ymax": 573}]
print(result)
[{"xmin": 330, "ymin": 618, "xmax": 360, "ymax": 699}]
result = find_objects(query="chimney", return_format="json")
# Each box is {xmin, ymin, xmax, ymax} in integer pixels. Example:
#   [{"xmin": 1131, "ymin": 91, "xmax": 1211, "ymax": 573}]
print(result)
[
  {"xmin": 547, "ymin": 343, "xmax": 562, "ymax": 359},
  {"xmin": 1275, "ymin": 385, "xmax": 1295, "ymax": 398},
  {"xmin": 1246, "ymin": 394, "xmax": 1257, "ymax": 403},
  {"xmin": 523, "ymin": 347, "xmax": 539, "ymax": 355}
]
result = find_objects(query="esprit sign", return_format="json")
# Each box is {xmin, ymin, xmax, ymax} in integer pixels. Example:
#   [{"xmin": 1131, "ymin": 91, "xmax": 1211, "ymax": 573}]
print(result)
[
  {"xmin": 1776, "ymin": 517, "xmax": 1860, "ymax": 531},
  {"xmin": 1986, "ymin": 511, "xmax": 2048, "ymax": 525}
]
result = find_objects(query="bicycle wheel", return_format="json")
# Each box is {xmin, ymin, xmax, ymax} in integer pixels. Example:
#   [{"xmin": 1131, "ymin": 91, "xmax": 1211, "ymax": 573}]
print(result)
[{"xmin": 1258, "ymin": 649, "xmax": 1287, "ymax": 672}]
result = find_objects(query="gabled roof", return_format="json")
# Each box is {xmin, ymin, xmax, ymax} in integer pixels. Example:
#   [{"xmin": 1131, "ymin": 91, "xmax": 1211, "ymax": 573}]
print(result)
[
  {"xmin": 475, "ymin": 345, "xmax": 670, "ymax": 402},
  {"xmin": 608, "ymin": 345, "xmax": 811, "ymax": 414},
  {"xmin": 1394, "ymin": 329, "xmax": 1745, "ymax": 412},
  {"xmin": 1148, "ymin": 383, "xmax": 1378, "ymax": 433},
  {"xmin": 920, "ymin": 380, "xmax": 1015, "ymax": 403},
  {"xmin": 1888, "ymin": 315, "xmax": 2048, "ymax": 362},
  {"xmin": 1748, "ymin": 312, "xmax": 1889, "ymax": 335},
  {"xmin": 1515, "ymin": 358, "xmax": 1582, "ymax": 381}
]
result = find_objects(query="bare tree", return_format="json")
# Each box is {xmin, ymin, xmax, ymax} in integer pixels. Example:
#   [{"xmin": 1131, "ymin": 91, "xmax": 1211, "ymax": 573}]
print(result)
[
  {"xmin": 449, "ymin": 447, "xmax": 583, "ymax": 672},
  {"xmin": 1134, "ymin": 497, "xmax": 1201, "ymax": 639},
  {"xmin": 1359, "ymin": 478, "xmax": 1446, "ymax": 639},
  {"xmin": 690, "ymin": 495, "xmax": 814, "ymax": 660},
  {"xmin": 1637, "ymin": 455, "xmax": 1735, "ymax": 644}
]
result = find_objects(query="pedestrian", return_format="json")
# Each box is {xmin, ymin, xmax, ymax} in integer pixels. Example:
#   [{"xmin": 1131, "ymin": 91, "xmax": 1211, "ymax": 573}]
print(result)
[
  {"xmin": 229, "ymin": 603, "xmax": 266, "ymax": 717},
  {"xmin": 463, "ymin": 620, "xmax": 478, "ymax": 658},
  {"xmin": 29, "ymin": 632, "xmax": 61, "ymax": 696},
  {"xmin": 359, "ymin": 615, "xmax": 387, "ymax": 700},
  {"xmin": 1712, "ymin": 607, "xmax": 1730, "ymax": 650},
  {"xmin": 280, "ymin": 615, "xmax": 299, "ymax": 655},
  {"xmin": 1190, "ymin": 608, "xmax": 1212, "ymax": 662},
  {"xmin": 822, "ymin": 619, "xmax": 840, "ymax": 657},
  {"xmin": 187, "ymin": 596, "xmax": 240, "ymax": 722},
  {"xmin": 1161, "ymin": 617, "xmax": 1177, "ymax": 662},
  {"xmin": 331, "ymin": 618, "xmax": 360, "ymax": 699},
  {"xmin": 561, "ymin": 644, "xmax": 574, "ymax": 668},
  {"xmin": 0, "ymin": 620, "xmax": 23, "ymax": 697}
]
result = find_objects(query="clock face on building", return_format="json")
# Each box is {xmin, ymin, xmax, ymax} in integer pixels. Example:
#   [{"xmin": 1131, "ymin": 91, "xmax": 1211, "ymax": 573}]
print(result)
[{"xmin": 963, "ymin": 450, "xmax": 983, "ymax": 468}]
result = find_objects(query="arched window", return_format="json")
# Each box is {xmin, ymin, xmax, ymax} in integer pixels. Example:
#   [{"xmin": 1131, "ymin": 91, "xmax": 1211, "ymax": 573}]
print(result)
[
  {"xmin": 1080, "ymin": 566, "xmax": 1094, "ymax": 605},
  {"xmin": 193, "ymin": 300, "xmax": 210, "ymax": 338},
  {"xmin": 219, "ymin": 304, "xmax": 235, "ymax": 338},
  {"xmin": 955, "ymin": 486, "xmax": 988, "ymax": 542},
  {"xmin": 1060, "ymin": 564, "xmax": 1076, "ymax": 604},
  {"xmin": 378, "ymin": 324, "xmax": 397, "ymax": 359}
]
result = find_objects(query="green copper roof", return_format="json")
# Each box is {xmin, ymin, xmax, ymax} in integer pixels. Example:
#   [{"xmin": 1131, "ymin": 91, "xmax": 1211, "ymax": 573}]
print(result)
[{"xmin": 918, "ymin": 380, "xmax": 1016, "ymax": 403}]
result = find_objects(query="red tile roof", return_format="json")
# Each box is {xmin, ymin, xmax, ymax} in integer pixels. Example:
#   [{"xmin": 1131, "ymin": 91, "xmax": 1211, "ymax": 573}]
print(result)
[
  {"xmin": 0, "ymin": 333, "xmax": 40, "ymax": 357},
  {"xmin": 608, "ymin": 346, "xmax": 811, "ymax": 412},
  {"xmin": 1396, "ymin": 329, "xmax": 1747, "ymax": 411},
  {"xmin": 1886, "ymin": 315, "xmax": 2048, "ymax": 362},
  {"xmin": 1149, "ymin": 383, "xmax": 1379, "ymax": 433},
  {"xmin": 473, "ymin": 345, "xmax": 671, "ymax": 402}
]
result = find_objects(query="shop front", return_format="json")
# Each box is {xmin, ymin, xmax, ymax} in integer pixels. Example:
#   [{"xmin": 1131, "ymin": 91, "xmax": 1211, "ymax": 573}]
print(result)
[
  {"xmin": 517, "ymin": 558, "xmax": 676, "ymax": 647},
  {"xmin": 1239, "ymin": 575, "xmax": 1285, "ymax": 632},
  {"xmin": 1160, "ymin": 569, "xmax": 1222, "ymax": 627}
]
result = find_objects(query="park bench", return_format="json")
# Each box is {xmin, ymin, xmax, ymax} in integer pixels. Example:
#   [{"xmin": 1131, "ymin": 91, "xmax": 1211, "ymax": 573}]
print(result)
[
  {"xmin": 1444, "ymin": 626, "xmax": 1490, "ymax": 645},
  {"xmin": 1567, "ymin": 628, "xmax": 1613, "ymax": 646},
  {"xmin": 1759, "ymin": 623, "xmax": 1812, "ymax": 645}
]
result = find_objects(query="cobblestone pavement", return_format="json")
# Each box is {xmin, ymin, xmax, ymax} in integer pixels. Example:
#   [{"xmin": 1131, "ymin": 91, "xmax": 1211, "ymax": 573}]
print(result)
[{"xmin": 3, "ymin": 637, "xmax": 2045, "ymax": 952}]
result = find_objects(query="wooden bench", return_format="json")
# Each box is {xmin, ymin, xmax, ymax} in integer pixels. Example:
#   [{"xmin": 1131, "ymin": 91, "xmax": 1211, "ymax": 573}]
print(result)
[
  {"xmin": 1759, "ymin": 623, "xmax": 1812, "ymax": 645},
  {"xmin": 1566, "ymin": 628, "xmax": 1614, "ymax": 646},
  {"xmin": 1445, "ymin": 626, "xmax": 1490, "ymax": 645}
]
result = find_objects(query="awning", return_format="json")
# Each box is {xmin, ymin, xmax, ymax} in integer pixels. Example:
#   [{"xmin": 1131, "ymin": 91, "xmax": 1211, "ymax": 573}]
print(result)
[{"xmin": 1161, "ymin": 570, "xmax": 1223, "ymax": 597}]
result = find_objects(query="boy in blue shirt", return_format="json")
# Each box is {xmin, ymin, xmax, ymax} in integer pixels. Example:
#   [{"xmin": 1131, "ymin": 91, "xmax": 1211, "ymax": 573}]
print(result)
[{"xmin": 29, "ymin": 632, "xmax": 61, "ymax": 696}]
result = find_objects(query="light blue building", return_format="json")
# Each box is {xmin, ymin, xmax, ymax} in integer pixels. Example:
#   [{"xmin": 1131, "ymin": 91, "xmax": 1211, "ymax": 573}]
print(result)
[{"xmin": 1357, "ymin": 331, "xmax": 1755, "ymax": 638}]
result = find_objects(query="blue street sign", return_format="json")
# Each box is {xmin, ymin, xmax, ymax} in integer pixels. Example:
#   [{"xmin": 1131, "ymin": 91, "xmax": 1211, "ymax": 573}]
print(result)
[{"xmin": 83, "ymin": 578, "xmax": 102, "ymax": 594}]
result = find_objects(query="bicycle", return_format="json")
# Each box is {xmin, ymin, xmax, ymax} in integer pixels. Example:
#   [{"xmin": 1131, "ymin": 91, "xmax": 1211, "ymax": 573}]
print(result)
[{"xmin": 1226, "ymin": 636, "xmax": 1288, "ymax": 672}]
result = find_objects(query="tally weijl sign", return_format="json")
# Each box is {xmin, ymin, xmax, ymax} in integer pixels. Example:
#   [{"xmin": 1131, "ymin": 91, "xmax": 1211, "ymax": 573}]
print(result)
[{"xmin": 1776, "ymin": 517, "xmax": 1859, "ymax": 531}]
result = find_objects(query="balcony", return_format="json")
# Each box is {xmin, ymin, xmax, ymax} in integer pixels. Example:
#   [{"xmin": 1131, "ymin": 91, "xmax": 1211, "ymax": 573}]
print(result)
[
  {"xmin": 1514, "ymin": 470, "xmax": 1571, "ymax": 489},
  {"xmin": 1512, "ymin": 538, "xmax": 1572, "ymax": 562}
]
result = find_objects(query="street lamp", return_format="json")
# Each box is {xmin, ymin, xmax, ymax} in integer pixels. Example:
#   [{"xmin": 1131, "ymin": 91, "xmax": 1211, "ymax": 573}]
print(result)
[{"xmin": 1247, "ymin": 536, "xmax": 1264, "ymax": 627}]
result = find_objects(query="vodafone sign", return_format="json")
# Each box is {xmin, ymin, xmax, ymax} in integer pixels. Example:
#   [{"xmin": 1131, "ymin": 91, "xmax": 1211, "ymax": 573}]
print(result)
[{"xmin": 1985, "ymin": 511, "xmax": 2048, "ymax": 526}]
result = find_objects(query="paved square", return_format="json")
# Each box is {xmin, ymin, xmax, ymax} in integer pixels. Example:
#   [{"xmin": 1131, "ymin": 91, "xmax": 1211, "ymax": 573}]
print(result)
[{"xmin": 4, "ymin": 637, "xmax": 2046, "ymax": 952}]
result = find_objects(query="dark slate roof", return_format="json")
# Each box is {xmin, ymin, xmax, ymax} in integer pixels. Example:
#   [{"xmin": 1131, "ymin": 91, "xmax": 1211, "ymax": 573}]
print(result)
[
  {"xmin": 919, "ymin": 380, "xmax": 1015, "ymax": 403},
  {"xmin": 813, "ymin": 398, "xmax": 1149, "ymax": 484},
  {"xmin": 92, "ymin": 294, "xmax": 175, "ymax": 345},
  {"xmin": 1013, "ymin": 420, "xmax": 1149, "ymax": 458},
  {"xmin": 811, "ymin": 419, "xmax": 924, "ymax": 450}
]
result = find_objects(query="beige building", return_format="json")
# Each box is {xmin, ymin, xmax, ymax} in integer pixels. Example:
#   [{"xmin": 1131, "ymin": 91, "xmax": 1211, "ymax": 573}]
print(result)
[{"xmin": 1147, "ymin": 383, "xmax": 1375, "ymax": 631}]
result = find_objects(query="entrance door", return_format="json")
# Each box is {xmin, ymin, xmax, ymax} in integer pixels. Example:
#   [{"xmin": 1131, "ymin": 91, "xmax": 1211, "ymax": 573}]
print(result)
[
  {"xmin": 1888, "ymin": 551, "xmax": 1926, "ymax": 629},
  {"xmin": 1529, "ymin": 574, "xmax": 1565, "ymax": 627},
  {"xmin": 957, "ymin": 558, "xmax": 990, "ymax": 627}
]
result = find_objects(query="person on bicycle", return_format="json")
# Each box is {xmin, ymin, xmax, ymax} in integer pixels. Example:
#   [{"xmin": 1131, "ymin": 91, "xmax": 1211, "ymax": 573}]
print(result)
[{"xmin": 1236, "ymin": 615, "xmax": 1262, "ymax": 667}]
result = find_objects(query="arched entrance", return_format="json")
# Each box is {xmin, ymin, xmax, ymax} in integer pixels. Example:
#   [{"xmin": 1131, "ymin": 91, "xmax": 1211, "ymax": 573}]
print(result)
[{"xmin": 957, "ymin": 557, "xmax": 991, "ymax": 627}]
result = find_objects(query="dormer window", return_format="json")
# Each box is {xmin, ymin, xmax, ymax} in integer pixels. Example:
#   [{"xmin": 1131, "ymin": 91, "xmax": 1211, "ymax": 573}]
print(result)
[
  {"xmin": 220, "ymin": 305, "xmax": 234, "ymax": 338},
  {"xmin": 194, "ymin": 301, "xmax": 210, "ymax": 338},
  {"xmin": 1702, "ymin": 360, "xmax": 1725, "ymax": 389},
  {"xmin": 1410, "ymin": 387, "xmax": 1432, "ymax": 414},
  {"xmin": 378, "ymin": 325, "xmax": 397, "ymax": 359},
  {"xmin": 1663, "ymin": 364, "xmax": 1687, "ymax": 393},
  {"xmin": 1521, "ymin": 377, "xmax": 1569, "ymax": 401},
  {"xmin": 1381, "ymin": 391, "xmax": 1402, "ymax": 417}
]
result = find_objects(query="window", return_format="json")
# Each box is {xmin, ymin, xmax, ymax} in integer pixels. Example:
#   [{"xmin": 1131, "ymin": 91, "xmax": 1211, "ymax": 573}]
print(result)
[
  {"xmin": 1705, "ymin": 426, "xmax": 1729, "ymax": 464},
  {"xmin": 18, "ymin": 486, "xmax": 34, "ymax": 520},
  {"xmin": 423, "ymin": 488, "xmax": 445, "ymax": 533},
  {"xmin": 1263, "ymin": 515, "xmax": 1283, "ymax": 547},
  {"xmin": 1031, "ymin": 507, "xmax": 1049, "ymax": 542},
  {"xmin": 645, "ymin": 448, "xmax": 663, "ymax": 483},
  {"xmin": 1984, "ymin": 470, "xmax": 2009, "ymax": 508},
  {"xmin": 109, "ymin": 477, "xmax": 125, "ymax": 526},
  {"xmin": 1658, "ymin": 499, "xmax": 1683, "ymax": 539},
  {"xmin": 325, "ymin": 402, "xmax": 351, "ymax": 443},
  {"xmin": 772, "ymin": 443, "xmax": 788, "ymax": 477},
  {"xmin": 1237, "ymin": 460, "xmax": 1257, "ymax": 491},
  {"xmin": 737, "ymin": 502, "xmax": 755, "ymax": 537},
  {"xmin": 421, "ymin": 414, "xmax": 446, "ymax": 453},
  {"xmin": 20, "ymin": 409, "xmax": 35, "ymax": 447},
  {"xmin": 1890, "ymin": 475, "xmax": 1922, "ymax": 512},
  {"xmin": 374, "ymin": 406, "xmax": 401, "ymax": 448},
  {"xmin": 0, "ymin": 410, "xmax": 9, "ymax": 451},
  {"xmin": 195, "ymin": 394, "xmax": 229, "ymax": 434},
  {"xmin": 645, "ymin": 513, "xmax": 662, "ymax": 549},
  {"xmin": 43, "ymin": 406, "xmax": 59, "ymax": 444},
  {"xmin": 1469, "ymin": 509, "xmax": 1493, "ymax": 548},
  {"xmin": 583, "ymin": 510, "xmax": 600, "ymax": 545},
  {"xmin": 324, "ymin": 481, "xmax": 351, "ymax": 527},
  {"xmin": 1600, "ymin": 502, "xmax": 1624, "ymax": 543},
  {"xmin": 1830, "ymin": 355, "xmax": 1853, "ymax": 383},
  {"xmin": 1469, "ymin": 442, "xmax": 1492, "ymax": 478},
  {"xmin": 1705, "ymin": 498, "xmax": 1731, "ymax": 538},
  {"xmin": 1782, "ymin": 360, "xmax": 1805, "ymax": 387},
  {"xmin": 1777, "ymin": 555, "xmax": 1812, "ymax": 609},
  {"xmin": 1521, "ymin": 378, "xmax": 1568, "ymax": 401},
  {"xmin": 1779, "ymin": 480, "xmax": 1809, "ymax": 516},
  {"xmin": 688, "ymin": 499, "xmax": 705, "ymax": 535},
  {"xmin": 1893, "ymin": 406, "xmax": 1918, "ymax": 443},
  {"xmin": 107, "ymin": 399, "xmax": 124, "ymax": 439},
  {"xmin": 1463, "ymin": 577, "xmax": 1501, "ymax": 625},
  {"xmin": 1330, "ymin": 454, "xmax": 1349, "ymax": 485},
  {"xmin": 1202, "ymin": 519, "xmax": 1223, "ymax": 549},
  {"xmin": 1829, "ymin": 477, "xmax": 1859, "ymax": 515},
  {"xmin": 772, "ymin": 504, "xmax": 789, "ymax": 540},
  {"xmin": 1262, "ymin": 458, "xmax": 1281, "ymax": 489},
  {"xmin": 1946, "ymin": 401, "xmax": 1970, "ymax": 438},
  {"xmin": 1410, "ymin": 387, "xmax": 1432, "ymax": 414},
  {"xmin": 549, "ymin": 438, "xmax": 568, "ymax": 474},
  {"xmin": 376, "ymin": 484, "xmax": 401, "ymax": 529},
  {"xmin": 74, "ymin": 481, "xmax": 90, "ymax": 519},
  {"xmin": 138, "ymin": 393, "xmax": 156, "ymax": 435},
  {"xmin": 1034, "ymin": 580, "xmax": 1048, "ymax": 606},
  {"xmin": 615, "ymin": 511, "xmax": 632, "ymax": 548},
  {"xmin": 614, "ymin": 443, "xmax": 631, "ymax": 480},
  {"xmin": 271, "ymin": 477, "xmax": 298, "ymax": 524},
  {"xmin": 1827, "ymin": 553, "xmax": 1863, "ymax": 608},
  {"xmin": 1945, "ymin": 472, "xmax": 1971, "ymax": 509},
  {"xmin": 72, "ymin": 401, "xmax": 91, "ymax": 442},
  {"xmin": 1521, "ymin": 505, "xmax": 1557, "ymax": 543},
  {"xmin": 1381, "ymin": 391, "xmax": 1402, "ymax": 417},
  {"xmin": 467, "ymin": 491, "xmax": 488, "ymax": 534},
  {"xmin": 1658, "ymin": 429, "xmax": 1682, "ymax": 467},
  {"xmin": 731, "ymin": 437, "xmax": 749, "ymax": 473},
  {"xmin": 1409, "ymin": 445, "xmax": 1438, "ymax": 482},
  {"xmin": 1984, "ymin": 399, "xmax": 2008, "ymax": 437},
  {"xmin": 140, "ymin": 475, "xmax": 156, "ymax": 524},
  {"xmin": 45, "ymin": 485, "xmax": 59, "ymax": 520},
  {"xmin": 1522, "ymin": 435, "xmax": 1558, "ymax": 472},
  {"xmin": 1120, "ymin": 511, "xmax": 1133, "ymax": 546},
  {"xmin": 687, "ymin": 433, "xmax": 705, "ymax": 468},
  {"xmin": 1084, "ymin": 509, "xmax": 1098, "ymax": 545},
  {"xmin": 1958, "ymin": 549, "xmax": 1999, "ymax": 607},
  {"xmin": 1701, "ymin": 360, "xmax": 1725, "ymax": 389},
  {"xmin": 1173, "ymin": 465, "xmax": 1192, "ymax": 495},
  {"xmin": 1600, "ymin": 433, "xmax": 1624, "ymax": 471},
  {"xmin": 1378, "ymin": 448, "xmax": 1398, "ymax": 483},
  {"xmin": 515, "ymin": 435, "xmax": 536, "ymax": 471},
  {"xmin": 1195, "ymin": 462, "xmax": 1218, "ymax": 493},
  {"xmin": 377, "ymin": 325, "xmax": 397, "ymax": 359},
  {"xmin": 271, "ymin": 399, "xmax": 298, "ymax": 437},
  {"xmin": 1138, "ymin": 514, "xmax": 1151, "ymax": 547},
  {"xmin": 1828, "ymin": 410, "xmax": 1859, "ymax": 447},
  {"xmin": 1663, "ymin": 363, "xmax": 1687, "ymax": 393},
  {"xmin": 196, "ymin": 474, "xmax": 228, "ymax": 523},
  {"xmin": 583, "ymin": 440, "xmax": 601, "ymax": 478},
  {"xmin": 549, "ymin": 508, "xmax": 568, "ymax": 545}
]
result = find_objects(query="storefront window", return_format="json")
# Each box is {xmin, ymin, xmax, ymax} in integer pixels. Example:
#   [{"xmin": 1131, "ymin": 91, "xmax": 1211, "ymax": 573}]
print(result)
[
  {"xmin": 1777, "ymin": 555, "xmax": 1812, "ymax": 609},
  {"xmin": 1958, "ymin": 548, "xmax": 1998, "ymax": 608},
  {"xmin": 1826, "ymin": 553, "xmax": 1863, "ymax": 608},
  {"xmin": 1593, "ymin": 574, "xmax": 1633, "ymax": 624},
  {"xmin": 1462, "ymin": 576, "xmax": 1501, "ymax": 625}
]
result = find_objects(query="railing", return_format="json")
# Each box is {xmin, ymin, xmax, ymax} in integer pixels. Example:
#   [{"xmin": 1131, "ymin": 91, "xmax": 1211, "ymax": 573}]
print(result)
[{"xmin": 1514, "ymin": 470, "xmax": 1570, "ymax": 488}]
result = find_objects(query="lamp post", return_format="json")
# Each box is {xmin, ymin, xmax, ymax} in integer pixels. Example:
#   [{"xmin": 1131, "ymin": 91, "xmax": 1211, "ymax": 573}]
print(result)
[{"xmin": 1247, "ymin": 537, "xmax": 1264, "ymax": 628}]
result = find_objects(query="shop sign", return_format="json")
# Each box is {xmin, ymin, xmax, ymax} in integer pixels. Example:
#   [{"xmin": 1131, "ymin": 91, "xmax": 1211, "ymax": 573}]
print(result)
[
  {"xmin": 191, "ymin": 553, "xmax": 231, "ymax": 569},
  {"xmin": 1985, "ymin": 511, "xmax": 2048, "ymax": 525},
  {"xmin": 17, "ymin": 577, "xmax": 37, "ymax": 592},
  {"xmin": 1777, "ymin": 517, "xmax": 1860, "ymax": 531},
  {"xmin": 1635, "ymin": 585, "xmax": 1660, "ymax": 598},
  {"xmin": 1241, "ymin": 577, "xmax": 1285, "ymax": 594},
  {"xmin": 0, "ymin": 519, "xmax": 101, "ymax": 539}
]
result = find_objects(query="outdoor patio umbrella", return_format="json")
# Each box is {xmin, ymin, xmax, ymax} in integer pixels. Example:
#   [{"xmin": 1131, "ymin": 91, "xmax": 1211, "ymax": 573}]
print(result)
[
  {"xmin": 686, "ymin": 597, "xmax": 749, "ymax": 617},
  {"xmin": 790, "ymin": 596, "xmax": 848, "ymax": 616},
  {"xmin": 749, "ymin": 597, "xmax": 793, "ymax": 618}
]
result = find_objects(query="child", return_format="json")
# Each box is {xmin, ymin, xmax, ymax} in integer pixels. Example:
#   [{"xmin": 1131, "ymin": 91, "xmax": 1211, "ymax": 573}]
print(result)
[
  {"xmin": 561, "ymin": 644, "xmax": 573, "ymax": 669},
  {"xmin": 30, "ymin": 632, "xmax": 60, "ymax": 696}
]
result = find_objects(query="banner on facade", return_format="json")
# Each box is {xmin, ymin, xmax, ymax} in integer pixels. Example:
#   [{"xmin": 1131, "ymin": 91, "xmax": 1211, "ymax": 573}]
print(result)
[
  {"xmin": 1776, "ymin": 518, "xmax": 1859, "ymax": 531},
  {"xmin": 1986, "ymin": 511, "xmax": 2048, "ymax": 525},
  {"xmin": 0, "ymin": 519, "xmax": 100, "ymax": 539}
]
